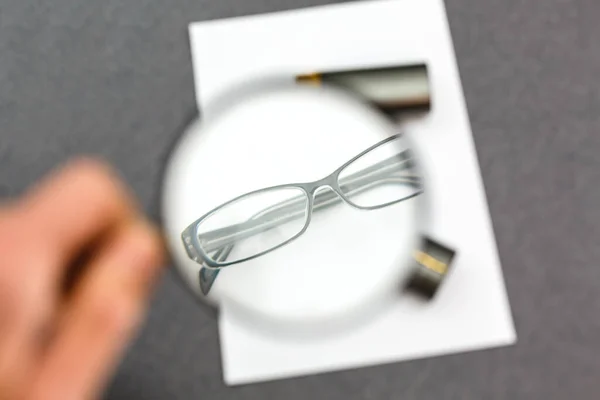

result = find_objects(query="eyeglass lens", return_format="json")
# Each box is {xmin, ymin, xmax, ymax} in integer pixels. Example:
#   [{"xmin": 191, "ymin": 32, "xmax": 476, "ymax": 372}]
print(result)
[
  {"xmin": 196, "ymin": 187, "xmax": 310, "ymax": 264},
  {"xmin": 338, "ymin": 136, "xmax": 421, "ymax": 208}
]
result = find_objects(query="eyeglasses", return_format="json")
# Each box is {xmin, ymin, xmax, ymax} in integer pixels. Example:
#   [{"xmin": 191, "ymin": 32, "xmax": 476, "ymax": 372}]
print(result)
[{"xmin": 182, "ymin": 134, "xmax": 423, "ymax": 294}]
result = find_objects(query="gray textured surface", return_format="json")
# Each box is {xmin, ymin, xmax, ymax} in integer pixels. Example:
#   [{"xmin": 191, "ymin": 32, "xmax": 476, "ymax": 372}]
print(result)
[{"xmin": 1, "ymin": 0, "xmax": 599, "ymax": 398}]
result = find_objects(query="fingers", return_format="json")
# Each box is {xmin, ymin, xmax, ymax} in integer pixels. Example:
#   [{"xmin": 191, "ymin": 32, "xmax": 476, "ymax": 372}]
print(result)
[
  {"xmin": 0, "ymin": 158, "xmax": 165, "ymax": 400},
  {"xmin": 0, "ymin": 211, "xmax": 55, "ymax": 399},
  {"xmin": 16, "ymin": 158, "xmax": 138, "ymax": 279},
  {"xmin": 28, "ymin": 221, "xmax": 164, "ymax": 400}
]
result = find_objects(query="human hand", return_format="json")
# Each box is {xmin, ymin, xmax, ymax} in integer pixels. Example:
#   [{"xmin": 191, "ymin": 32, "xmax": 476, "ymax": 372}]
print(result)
[{"xmin": 0, "ymin": 159, "xmax": 165, "ymax": 400}]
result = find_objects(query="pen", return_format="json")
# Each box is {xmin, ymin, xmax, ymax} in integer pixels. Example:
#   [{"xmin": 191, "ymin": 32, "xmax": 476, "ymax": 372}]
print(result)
[{"xmin": 296, "ymin": 63, "xmax": 431, "ymax": 113}]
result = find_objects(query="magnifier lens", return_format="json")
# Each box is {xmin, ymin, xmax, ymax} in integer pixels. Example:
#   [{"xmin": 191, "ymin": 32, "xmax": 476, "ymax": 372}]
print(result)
[{"xmin": 162, "ymin": 83, "xmax": 425, "ymax": 331}]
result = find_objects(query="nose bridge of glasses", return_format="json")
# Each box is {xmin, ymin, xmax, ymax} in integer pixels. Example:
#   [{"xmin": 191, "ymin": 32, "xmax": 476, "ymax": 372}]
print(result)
[
  {"xmin": 306, "ymin": 171, "xmax": 340, "ymax": 195},
  {"xmin": 304, "ymin": 173, "xmax": 348, "ymax": 214},
  {"xmin": 306, "ymin": 175, "xmax": 339, "ymax": 205}
]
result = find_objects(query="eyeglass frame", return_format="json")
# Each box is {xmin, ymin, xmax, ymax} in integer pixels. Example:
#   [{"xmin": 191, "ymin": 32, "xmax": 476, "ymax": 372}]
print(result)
[{"xmin": 181, "ymin": 133, "xmax": 423, "ymax": 270}]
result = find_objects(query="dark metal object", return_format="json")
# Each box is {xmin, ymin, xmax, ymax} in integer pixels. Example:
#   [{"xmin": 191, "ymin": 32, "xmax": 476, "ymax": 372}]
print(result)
[
  {"xmin": 297, "ymin": 64, "xmax": 431, "ymax": 113},
  {"xmin": 406, "ymin": 236, "xmax": 456, "ymax": 299}
]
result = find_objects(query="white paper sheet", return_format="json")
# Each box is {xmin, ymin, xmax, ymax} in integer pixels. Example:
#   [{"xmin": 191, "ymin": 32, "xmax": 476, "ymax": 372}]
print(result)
[{"xmin": 189, "ymin": 0, "xmax": 516, "ymax": 385}]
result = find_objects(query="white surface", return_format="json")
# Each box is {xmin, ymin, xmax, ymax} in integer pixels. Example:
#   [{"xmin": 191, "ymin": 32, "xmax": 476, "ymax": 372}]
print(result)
[
  {"xmin": 162, "ymin": 84, "xmax": 422, "ymax": 330},
  {"xmin": 189, "ymin": 0, "xmax": 516, "ymax": 385}
]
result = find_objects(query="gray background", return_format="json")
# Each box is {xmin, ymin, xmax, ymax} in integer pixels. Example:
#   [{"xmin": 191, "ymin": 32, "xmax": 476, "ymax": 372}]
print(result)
[{"xmin": 1, "ymin": 0, "xmax": 599, "ymax": 398}]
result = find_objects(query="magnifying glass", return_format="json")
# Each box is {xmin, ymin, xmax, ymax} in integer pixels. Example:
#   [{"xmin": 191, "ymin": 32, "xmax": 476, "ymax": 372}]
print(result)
[{"xmin": 161, "ymin": 79, "xmax": 447, "ymax": 336}]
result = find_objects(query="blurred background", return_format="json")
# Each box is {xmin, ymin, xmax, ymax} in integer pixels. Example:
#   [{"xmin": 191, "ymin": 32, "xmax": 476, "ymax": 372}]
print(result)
[{"xmin": 1, "ymin": 0, "xmax": 599, "ymax": 399}]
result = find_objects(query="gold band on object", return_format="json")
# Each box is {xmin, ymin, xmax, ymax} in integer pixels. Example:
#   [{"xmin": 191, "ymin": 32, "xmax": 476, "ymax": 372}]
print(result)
[
  {"xmin": 296, "ymin": 73, "xmax": 322, "ymax": 85},
  {"xmin": 414, "ymin": 250, "xmax": 448, "ymax": 275}
]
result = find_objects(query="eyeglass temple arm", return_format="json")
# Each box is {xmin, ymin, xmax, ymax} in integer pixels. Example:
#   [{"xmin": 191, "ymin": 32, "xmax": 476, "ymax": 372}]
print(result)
[{"xmin": 197, "ymin": 151, "xmax": 421, "ymax": 254}]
